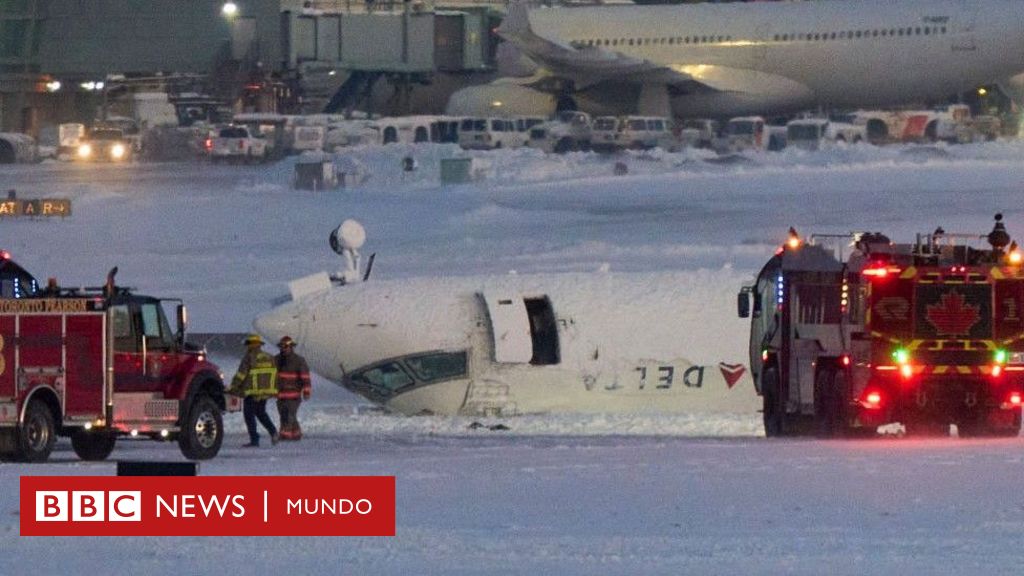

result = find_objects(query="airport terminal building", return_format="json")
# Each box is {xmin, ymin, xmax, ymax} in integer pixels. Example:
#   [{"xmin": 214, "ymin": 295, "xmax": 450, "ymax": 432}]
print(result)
[{"xmin": 0, "ymin": 0, "xmax": 502, "ymax": 134}]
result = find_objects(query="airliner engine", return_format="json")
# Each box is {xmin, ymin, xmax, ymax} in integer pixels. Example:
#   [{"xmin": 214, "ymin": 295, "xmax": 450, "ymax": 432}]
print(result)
[{"xmin": 445, "ymin": 81, "xmax": 557, "ymax": 118}]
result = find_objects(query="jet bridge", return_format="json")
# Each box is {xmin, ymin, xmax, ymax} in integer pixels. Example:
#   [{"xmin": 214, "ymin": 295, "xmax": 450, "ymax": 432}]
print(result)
[{"xmin": 281, "ymin": 4, "xmax": 499, "ymax": 113}]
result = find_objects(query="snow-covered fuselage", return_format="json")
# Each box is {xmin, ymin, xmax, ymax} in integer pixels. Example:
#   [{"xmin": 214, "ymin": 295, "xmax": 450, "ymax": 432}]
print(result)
[{"xmin": 255, "ymin": 272, "xmax": 758, "ymax": 416}]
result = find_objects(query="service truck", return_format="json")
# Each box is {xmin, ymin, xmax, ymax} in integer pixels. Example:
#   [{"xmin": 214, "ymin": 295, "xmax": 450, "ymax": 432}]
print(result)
[
  {"xmin": 0, "ymin": 252, "xmax": 233, "ymax": 462},
  {"xmin": 738, "ymin": 216, "xmax": 1024, "ymax": 438}
]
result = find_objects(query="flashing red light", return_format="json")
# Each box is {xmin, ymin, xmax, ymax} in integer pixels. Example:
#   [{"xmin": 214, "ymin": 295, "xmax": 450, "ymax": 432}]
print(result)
[
  {"xmin": 860, "ymin": 390, "xmax": 883, "ymax": 409},
  {"xmin": 992, "ymin": 364, "xmax": 1003, "ymax": 378},
  {"xmin": 1011, "ymin": 392, "xmax": 1022, "ymax": 406},
  {"xmin": 900, "ymin": 364, "xmax": 914, "ymax": 378},
  {"xmin": 0, "ymin": 249, "xmax": 9, "ymax": 260},
  {"xmin": 862, "ymin": 263, "xmax": 901, "ymax": 278},
  {"xmin": 204, "ymin": 138, "xmax": 213, "ymax": 151},
  {"xmin": 841, "ymin": 355, "xmax": 851, "ymax": 367}
]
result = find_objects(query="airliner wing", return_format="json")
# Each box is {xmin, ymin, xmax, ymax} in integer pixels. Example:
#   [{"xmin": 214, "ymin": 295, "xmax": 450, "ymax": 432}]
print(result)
[{"xmin": 497, "ymin": 2, "xmax": 702, "ymax": 89}]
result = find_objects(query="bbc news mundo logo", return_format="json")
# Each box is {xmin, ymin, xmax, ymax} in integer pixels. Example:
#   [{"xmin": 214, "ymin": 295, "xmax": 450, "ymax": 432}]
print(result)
[
  {"xmin": 21, "ymin": 476, "xmax": 395, "ymax": 537},
  {"xmin": 36, "ymin": 491, "xmax": 142, "ymax": 522}
]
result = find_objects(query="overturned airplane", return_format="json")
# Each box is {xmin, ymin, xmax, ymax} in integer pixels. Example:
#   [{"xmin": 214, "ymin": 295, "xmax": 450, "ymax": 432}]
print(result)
[{"xmin": 254, "ymin": 222, "xmax": 756, "ymax": 417}]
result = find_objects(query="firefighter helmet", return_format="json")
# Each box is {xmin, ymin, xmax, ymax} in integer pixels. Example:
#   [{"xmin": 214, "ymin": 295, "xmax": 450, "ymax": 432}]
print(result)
[
  {"xmin": 278, "ymin": 336, "xmax": 296, "ymax": 348},
  {"xmin": 244, "ymin": 333, "xmax": 264, "ymax": 346}
]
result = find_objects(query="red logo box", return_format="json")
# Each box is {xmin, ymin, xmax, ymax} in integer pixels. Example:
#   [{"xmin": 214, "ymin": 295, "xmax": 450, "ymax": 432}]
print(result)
[{"xmin": 21, "ymin": 476, "xmax": 395, "ymax": 536}]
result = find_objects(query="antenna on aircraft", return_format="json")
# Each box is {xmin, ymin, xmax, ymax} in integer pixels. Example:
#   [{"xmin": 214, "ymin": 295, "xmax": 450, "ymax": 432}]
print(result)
[{"xmin": 329, "ymin": 219, "xmax": 367, "ymax": 284}]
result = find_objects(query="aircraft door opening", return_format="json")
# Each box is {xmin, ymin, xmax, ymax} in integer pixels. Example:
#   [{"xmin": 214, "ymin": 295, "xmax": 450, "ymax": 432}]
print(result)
[
  {"xmin": 482, "ymin": 292, "xmax": 533, "ymax": 363},
  {"xmin": 953, "ymin": 1, "xmax": 976, "ymax": 52},
  {"xmin": 524, "ymin": 297, "xmax": 560, "ymax": 365}
]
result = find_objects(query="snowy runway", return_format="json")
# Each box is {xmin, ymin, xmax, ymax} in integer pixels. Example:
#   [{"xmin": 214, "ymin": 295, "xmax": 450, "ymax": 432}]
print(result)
[
  {"xmin": 4, "ymin": 429, "xmax": 1024, "ymax": 575},
  {"xmin": 5, "ymin": 143, "xmax": 1024, "ymax": 573}
]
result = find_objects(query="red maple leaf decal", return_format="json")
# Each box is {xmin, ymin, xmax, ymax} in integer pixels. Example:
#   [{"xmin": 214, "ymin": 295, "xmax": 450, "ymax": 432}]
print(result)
[{"xmin": 925, "ymin": 291, "xmax": 981, "ymax": 337}]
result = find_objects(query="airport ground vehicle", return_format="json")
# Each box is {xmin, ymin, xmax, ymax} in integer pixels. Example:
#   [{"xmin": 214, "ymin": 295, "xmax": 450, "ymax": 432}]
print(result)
[
  {"xmin": 679, "ymin": 119, "xmax": 720, "ymax": 149},
  {"xmin": 591, "ymin": 116, "xmax": 676, "ymax": 152},
  {"xmin": 785, "ymin": 118, "xmax": 865, "ymax": 151},
  {"xmin": 527, "ymin": 111, "xmax": 592, "ymax": 153},
  {"xmin": 739, "ymin": 217, "xmax": 1024, "ymax": 438},
  {"xmin": 76, "ymin": 127, "xmax": 132, "ymax": 162},
  {"xmin": 210, "ymin": 125, "xmax": 268, "ymax": 163},
  {"xmin": 458, "ymin": 117, "xmax": 528, "ymax": 150},
  {"xmin": 718, "ymin": 116, "xmax": 786, "ymax": 152},
  {"xmin": 0, "ymin": 253, "xmax": 232, "ymax": 462}
]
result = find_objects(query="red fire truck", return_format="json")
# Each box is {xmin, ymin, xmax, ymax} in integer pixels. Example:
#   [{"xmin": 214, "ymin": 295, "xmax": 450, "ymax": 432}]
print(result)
[
  {"xmin": 0, "ymin": 251, "xmax": 232, "ymax": 462},
  {"xmin": 738, "ymin": 216, "xmax": 1024, "ymax": 438}
]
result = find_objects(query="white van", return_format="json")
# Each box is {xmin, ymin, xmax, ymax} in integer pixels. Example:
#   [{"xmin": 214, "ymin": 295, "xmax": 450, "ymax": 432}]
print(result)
[
  {"xmin": 458, "ymin": 118, "xmax": 523, "ymax": 150},
  {"xmin": 785, "ymin": 118, "xmax": 865, "ymax": 151},
  {"xmin": 591, "ymin": 116, "xmax": 676, "ymax": 152}
]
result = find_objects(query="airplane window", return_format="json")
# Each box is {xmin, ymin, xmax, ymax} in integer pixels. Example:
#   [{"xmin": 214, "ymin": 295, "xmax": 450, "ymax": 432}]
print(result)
[
  {"xmin": 890, "ymin": 29, "xmax": 896, "ymax": 36},
  {"xmin": 669, "ymin": 37, "xmax": 675, "ymax": 44},
  {"xmin": 717, "ymin": 36, "xmax": 723, "ymax": 42},
  {"xmin": 924, "ymin": 27, "xmax": 930, "ymax": 35},
  {"xmin": 872, "ymin": 30, "xmax": 878, "ymax": 37},
  {"xmin": 941, "ymin": 26, "xmax": 947, "ymax": 34},
  {"xmin": 773, "ymin": 34, "xmax": 779, "ymax": 41},
  {"xmin": 404, "ymin": 351, "xmax": 468, "ymax": 383},
  {"xmin": 915, "ymin": 27, "xmax": 921, "ymax": 35},
  {"xmin": 898, "ymin": 29, "xmax": 904, "ymax": 36},
  {"xmin": 351, "ymin": 363, "xmax": 414, "ymax": 393}
]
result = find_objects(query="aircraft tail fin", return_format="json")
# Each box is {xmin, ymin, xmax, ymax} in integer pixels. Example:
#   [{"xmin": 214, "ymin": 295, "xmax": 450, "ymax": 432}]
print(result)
[{"xmin": 497, "ymin": 1, "xmax": 534, "ymax": 44}]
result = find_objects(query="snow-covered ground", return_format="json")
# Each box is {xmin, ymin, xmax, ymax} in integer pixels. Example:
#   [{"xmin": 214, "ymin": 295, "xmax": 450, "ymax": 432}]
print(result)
[{"xmin": 4, "ymin": 142, "xmax": 1024, "ymax": 574}]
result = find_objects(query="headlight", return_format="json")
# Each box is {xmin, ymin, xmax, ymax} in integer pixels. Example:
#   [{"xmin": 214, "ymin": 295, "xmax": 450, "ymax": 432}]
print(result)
[
  {"xmin": 77, "ymin": 144, "xmax": 92, "ymax": 158},
  {"xmin": 110, "ymin": 144, "xmax": 126, "ymax": 159}
]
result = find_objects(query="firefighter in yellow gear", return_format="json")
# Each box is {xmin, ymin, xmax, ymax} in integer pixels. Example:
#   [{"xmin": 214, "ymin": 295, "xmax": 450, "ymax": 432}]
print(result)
[
  {"xmin": 229, "ymin": 334, "xmax": 279, "ymax": 447},
  {"xmin": 275, "ymin": 335, "xmax": 312, "ymax": 441}
]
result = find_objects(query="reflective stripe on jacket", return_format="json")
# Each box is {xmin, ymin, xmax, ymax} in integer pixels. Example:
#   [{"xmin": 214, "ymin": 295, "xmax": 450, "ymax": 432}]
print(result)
[
  {"xmin": 231, "ymin": 349, "xmax": 279, "ymax": 398},
  {"xmin": 276, "ymin": 352, "xmax": 311, "ymax": 400}
]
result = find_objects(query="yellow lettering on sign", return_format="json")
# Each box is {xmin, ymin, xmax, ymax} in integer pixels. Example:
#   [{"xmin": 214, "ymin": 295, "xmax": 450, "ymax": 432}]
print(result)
[
  {"xmin": 0, "ymin": 299, "xmax": 89, "ymax": 314},
  {"xmin": 22, "ymin": 202, "xmax": 36, "ymax": 215},
  {"xmin": 0, "ymin": 202, "xmax": 16, "ymax": 216}
]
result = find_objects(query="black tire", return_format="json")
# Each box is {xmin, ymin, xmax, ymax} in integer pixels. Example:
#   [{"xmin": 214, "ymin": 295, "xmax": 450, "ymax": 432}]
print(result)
[
  {"xmin": 17, "ymin": 400, "xmax": 56, "ymax": 463},
  {"xmin": 762, "ymin": 366, "xmax": 785, "ymax": 437},
  {"xmin": 178, "ymin": 395, "xmax": 223, "ymax": 460},
  {"xmin": 814, "ymin": 368, "xmax": 838, "ymax": 438},
  {"xmin": 71, "ymin": 430, "xmax": 117, "ymax": 461},
  {"xmin": 554, "ymin": 138, "xmax": 574, "ymax": 154},
  {"xmin": 957, "ymin": 412, "xmax": 1021, "ymax": 438},
  {"xmin": 0, "ymin": 429, "xmax": 17, "ymax": 462},
  {"xmin": 905, "ymin": 419, "xmax": 949, "ymax": 437}
]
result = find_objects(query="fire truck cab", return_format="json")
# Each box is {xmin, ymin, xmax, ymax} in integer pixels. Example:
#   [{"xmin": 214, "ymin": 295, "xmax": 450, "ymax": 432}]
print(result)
[
  {"xmin": 739, "ymin": 217, "xmax": 1024, "ymax": 438},
  {"xmin": 0, "ymin": 252, "xmax": 231, "ymax": 462}
]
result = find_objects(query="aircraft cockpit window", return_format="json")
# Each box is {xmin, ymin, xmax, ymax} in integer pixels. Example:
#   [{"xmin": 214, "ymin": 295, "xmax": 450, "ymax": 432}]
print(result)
[
  {"xmin": 351, "ymin": 362, "xmax": 414, "ymax": 393},
  {"xmin": 405, "ymin": 351, "xmax": 468, "ymax": 383}
]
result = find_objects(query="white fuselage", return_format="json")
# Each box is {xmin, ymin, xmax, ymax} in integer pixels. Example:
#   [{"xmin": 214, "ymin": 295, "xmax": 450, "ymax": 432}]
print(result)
[
  {"xmin": 525, "ymin": 0, "xmax": 1024, "ymax": 117},
  {"xmin": 255, "ymin": 272, "xmax": 759, "ymax": 417}
]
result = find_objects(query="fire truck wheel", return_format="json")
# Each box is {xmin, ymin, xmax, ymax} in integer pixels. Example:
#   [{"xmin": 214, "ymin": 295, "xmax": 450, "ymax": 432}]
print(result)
[
  {"xmin": 957, "ymin": 414, "xmax": 1021, "ymax": 438},
  {"xmin": 17, "ymin": 400, "xmax": 56, "ymax": 463},
  {"xmin": 71, "ymin": 430, "xmax": 117, "ymax": 461},
  {"xmin": 814, "ymin": 369, "xmax": 839, "ymax": 438},
  {"xmin": 178, "ymin": 395, "xmax": 222, "ymax": 460},
  {"xmin": 904, "ymin": 420, "xmax": 949, "ymax": 437},
  {"xmin": 762, "ymin": 366, "xmax": 785, "ymax": 437}
]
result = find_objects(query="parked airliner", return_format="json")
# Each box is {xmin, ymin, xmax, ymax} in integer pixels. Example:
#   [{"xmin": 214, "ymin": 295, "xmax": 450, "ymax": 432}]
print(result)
[{"xmin": 447, "ymin": 0, "xmax": 1024, "ymax": 118}]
